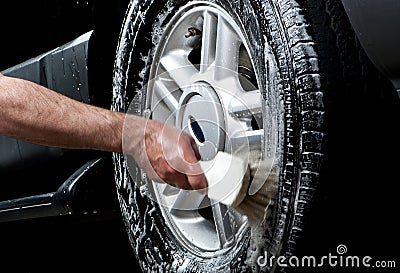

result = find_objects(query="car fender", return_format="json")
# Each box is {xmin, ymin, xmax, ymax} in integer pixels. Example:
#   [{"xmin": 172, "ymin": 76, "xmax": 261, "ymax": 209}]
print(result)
[{"xmin": 341, "ymin": 0, "xmax": 400, "ymax": 95}]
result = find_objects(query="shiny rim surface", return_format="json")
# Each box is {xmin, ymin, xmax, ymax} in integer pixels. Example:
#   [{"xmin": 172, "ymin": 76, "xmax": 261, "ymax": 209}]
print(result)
[{"xmin": 145, "ymin": 2, "xmax": 266, "ymax": 257}]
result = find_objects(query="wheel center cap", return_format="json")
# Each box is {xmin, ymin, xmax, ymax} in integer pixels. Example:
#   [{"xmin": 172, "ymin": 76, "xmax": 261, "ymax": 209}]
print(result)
[{"xmin": 176, "ymin": 83, "xmax": 226, "ymax": 160}]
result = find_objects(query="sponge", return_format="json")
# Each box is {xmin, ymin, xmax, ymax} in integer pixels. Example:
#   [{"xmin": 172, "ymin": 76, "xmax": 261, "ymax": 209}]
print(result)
[
  {"xmin": 199, "ymin": 151, "xmax": 276, "ymax": 223},
  {"xmin": 199, "ymin": 152, "xmax": 250, "ymax": 208}
]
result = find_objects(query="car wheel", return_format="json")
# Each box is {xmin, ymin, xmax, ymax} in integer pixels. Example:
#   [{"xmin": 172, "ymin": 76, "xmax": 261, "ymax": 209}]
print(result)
[{"xmin": 112, "ymin": 0, "xmax": 327, "ymax": 272}]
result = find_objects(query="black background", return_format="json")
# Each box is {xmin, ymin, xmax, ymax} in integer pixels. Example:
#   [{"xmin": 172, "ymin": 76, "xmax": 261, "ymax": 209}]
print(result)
[
  {"xmin": 0, "ymin": 1, "xmax": 141, "ymax": 272},
  {"xmin": 0, "ymin": 1, "xmax": 399, "ymax": 273}
]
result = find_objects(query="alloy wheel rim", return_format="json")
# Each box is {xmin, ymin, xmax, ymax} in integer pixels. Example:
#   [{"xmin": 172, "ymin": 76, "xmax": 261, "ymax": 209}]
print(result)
[{"xmin": 144, "ymin": 2, "xmax": 267, "ymax": 256}]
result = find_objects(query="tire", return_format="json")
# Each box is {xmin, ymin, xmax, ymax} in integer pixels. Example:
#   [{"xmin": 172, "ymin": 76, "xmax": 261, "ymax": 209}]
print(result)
[
  {"xmin": 111, "ymin": 0, "xmax": 379, "ymax": 272},
  {"xmin": 296, "ymin": 0, "xmax": 399, "ymax": 260}
]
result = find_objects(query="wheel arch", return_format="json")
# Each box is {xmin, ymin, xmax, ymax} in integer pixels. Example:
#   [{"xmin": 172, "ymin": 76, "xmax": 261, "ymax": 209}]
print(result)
[{"xmin": 341, "ymin": 0, "xmax": 400, "ymax": 93}]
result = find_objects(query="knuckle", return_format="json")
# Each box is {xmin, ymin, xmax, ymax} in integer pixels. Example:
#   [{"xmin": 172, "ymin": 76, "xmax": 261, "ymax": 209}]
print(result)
[{"xmin": 188, "ymin": 178, "xmax": 201, "ymax": 190}]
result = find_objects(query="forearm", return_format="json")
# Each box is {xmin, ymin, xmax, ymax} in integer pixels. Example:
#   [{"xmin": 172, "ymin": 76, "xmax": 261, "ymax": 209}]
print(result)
[
  {"xmin": 0, "ymin": 74, "xmax": 208, "ymax": 189},
  {"xmin": 0, "ymin": 74, "xmax": 126, "ymax": 153}
]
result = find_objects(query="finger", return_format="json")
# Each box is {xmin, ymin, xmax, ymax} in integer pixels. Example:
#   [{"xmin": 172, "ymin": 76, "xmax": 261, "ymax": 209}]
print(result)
[
  {"xmin": 165, "ymin": 172, "xmax": 192, "ymax": 190},
  {"xmin": 168, "ymin": 137, "xmax": 202, "ymax": 176},
  {"xmin": 190, "ymin": 137, "xmax": 202, "ymax": 160},
  {"xmin": 149, "ymin": 170, "xmax": 193, "ymax": 191},
  {"xmin": 187, "ymin": 173, "xmax": 208, "ymax": 190},
  {"xmin": 181, "ymin": 138, "xmax": 202, "ymax": 166}
]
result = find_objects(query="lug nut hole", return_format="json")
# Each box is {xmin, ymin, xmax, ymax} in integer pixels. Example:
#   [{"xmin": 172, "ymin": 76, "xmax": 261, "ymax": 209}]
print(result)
[{"xmin": 189, "ymin": 116, "xmax": 206, "ymax": 143}]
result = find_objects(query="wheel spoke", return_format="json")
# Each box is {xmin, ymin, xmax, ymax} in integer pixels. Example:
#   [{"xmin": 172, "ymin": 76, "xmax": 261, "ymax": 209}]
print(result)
[
  {"xmin": 153, "ymin": 79, "xmax": 181, "ymax": 115},
  {"xmin": 200, "ymin": 10, "xmax": 217, "ymax": 73},
  {"xmin": 160, "ymin": 50, "xmax": 199, "ymax": 88},
  {"xmin": 214, "ymin": 15, "xmax": 241, "ymax": 80},
  {"xmin": 230, "ymin": 129, "xmax": 263, "ymax": 153},
  {"xmin": 162, "ymin": 184, "xmax": 181, "ymax": 197},
  {"xmin": 211, "ymin": 202, "xmax": 234, "ymax": 248},
  {"xmin": 170, "ymin": 190, "xmax": 206, "ymax": 212},
  {"xmin": 229, "ymin": 90, "xmax": 262, "ymax": 119}
]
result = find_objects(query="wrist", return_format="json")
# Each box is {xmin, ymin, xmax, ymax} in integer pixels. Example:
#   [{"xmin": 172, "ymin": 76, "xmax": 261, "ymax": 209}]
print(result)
[
  {"xmin": 107, "ymin": 111, "xmax": 126, "ymax": 153},
  {"xmin": 91, "ymin": 109, "xmax": 126, "ymax": 153},
  {"xmin": 121, "ymin": 113, "xmax": 148, "ymax": 156}
]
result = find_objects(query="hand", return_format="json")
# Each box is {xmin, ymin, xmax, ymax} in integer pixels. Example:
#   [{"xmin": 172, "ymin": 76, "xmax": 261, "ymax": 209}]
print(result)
[{"xmin": 123, "ymin": 115, "xmax": 208, "ymax": 190}]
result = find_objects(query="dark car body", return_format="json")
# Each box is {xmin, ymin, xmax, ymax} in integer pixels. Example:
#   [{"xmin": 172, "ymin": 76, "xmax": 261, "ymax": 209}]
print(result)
[
  {"xmin": 342, "ymin": 0, "xmax": 400, "ymax": 95},
  {"xmin": 0, "ymin": 0, "xmax": 129, "ymax": 222}
]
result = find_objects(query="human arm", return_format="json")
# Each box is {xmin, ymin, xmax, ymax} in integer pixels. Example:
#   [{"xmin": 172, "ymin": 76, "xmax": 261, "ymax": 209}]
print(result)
[
  {"xmin": 0, "ymin": 74, "xmax": 207, "ymax": 190},
  {"xmin": 0, "ymin": 74, "xmax": 124, "ymax": 152}
]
